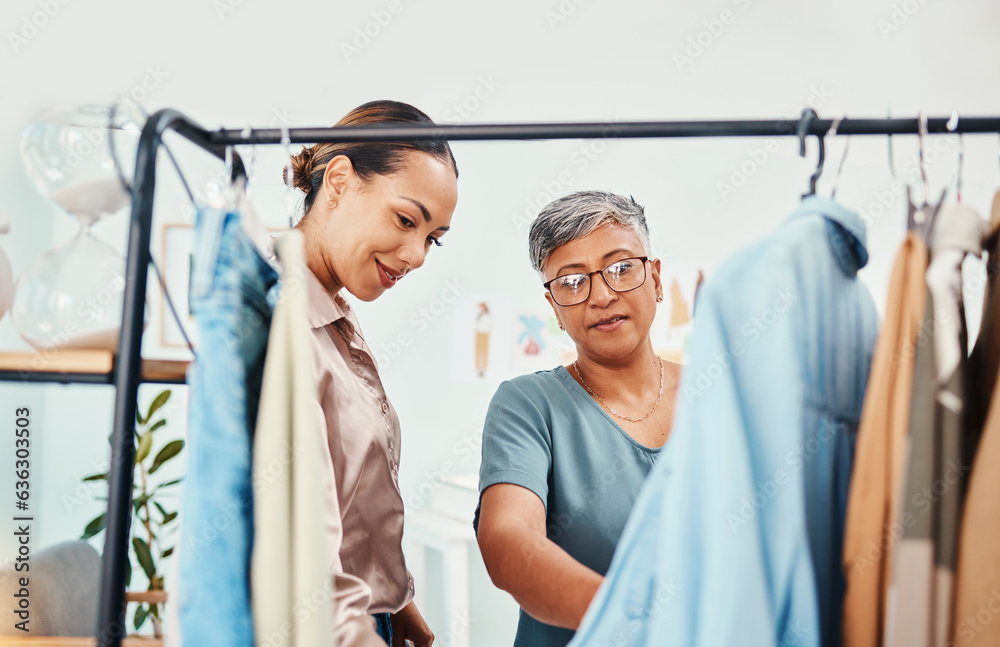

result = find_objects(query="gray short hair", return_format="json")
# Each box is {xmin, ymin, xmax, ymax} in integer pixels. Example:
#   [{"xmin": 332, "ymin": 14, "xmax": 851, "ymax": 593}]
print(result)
[{"xmin": 528, "ymin": 190, "xmax": 651, "ymax": 275}]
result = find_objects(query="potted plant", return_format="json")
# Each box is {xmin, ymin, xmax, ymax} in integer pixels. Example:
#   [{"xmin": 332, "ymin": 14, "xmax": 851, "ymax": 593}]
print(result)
[{"xmin": 80, "ymin": 388, "xmax": 184, "ymax": 638}]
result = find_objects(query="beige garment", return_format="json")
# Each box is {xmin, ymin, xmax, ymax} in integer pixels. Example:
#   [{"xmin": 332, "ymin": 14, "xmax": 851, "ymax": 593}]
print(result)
[
  {"xmin": 884, "ymin": 205, "xmax": 983, "ymax": 647},
  {"xmin": 952, "ymin": 213, "xmax": 1000, "ymax": 647},
  {"xmin": 251, "ymin": 230, "xmax": 340, "ymax": 647},
  {"xmin": 305, "ymin": 267, "xmax": 415, "ymax": 640},
  {"xmin": 842, "ymin": 233, "xmax": 929, "ymax": 647}
]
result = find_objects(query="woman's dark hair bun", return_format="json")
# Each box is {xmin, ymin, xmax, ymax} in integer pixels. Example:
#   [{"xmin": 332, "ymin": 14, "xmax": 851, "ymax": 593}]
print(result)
[
  {"xmin": 292, "ymin": 100, "xmax": 458, "ymax": 215},
  {"xmin": 285, "ymin": 146, "xmax": 316, "ymax": 193}
]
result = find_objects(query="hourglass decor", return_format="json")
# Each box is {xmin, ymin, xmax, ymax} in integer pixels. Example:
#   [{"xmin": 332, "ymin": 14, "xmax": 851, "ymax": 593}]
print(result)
[
  {"xmin": 0, "ymin": 211, "xmax": 13, "ymax": 322},
  {"xmin": 11, "ymin": 103, "xmax": 144, "ymax": 352}
]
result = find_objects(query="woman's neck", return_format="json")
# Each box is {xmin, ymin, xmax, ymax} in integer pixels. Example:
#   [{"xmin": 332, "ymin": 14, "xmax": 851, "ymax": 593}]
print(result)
[
  {"xmin": 296, "ymin": 219, "xmax": 344, "ymax": 296},
  {"xmin": 573, "ymin": 342, "xmax": 661, "ymax": 398}
]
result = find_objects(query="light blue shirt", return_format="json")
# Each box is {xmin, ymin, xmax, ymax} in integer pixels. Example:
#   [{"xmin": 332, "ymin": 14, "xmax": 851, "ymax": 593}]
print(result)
[
  {"xmin": 475, "ymin": 367, "xmax": 663, "ymax": 647},
  {"xmin": 569, "ymin": 196, "xmax": 879, "ymax": 647}
]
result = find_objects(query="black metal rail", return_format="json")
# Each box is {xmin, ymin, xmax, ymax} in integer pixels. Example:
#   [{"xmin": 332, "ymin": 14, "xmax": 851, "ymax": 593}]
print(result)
[{"xmin": 12, "ymin": 107, "xmax": 987, "ymax": 647}]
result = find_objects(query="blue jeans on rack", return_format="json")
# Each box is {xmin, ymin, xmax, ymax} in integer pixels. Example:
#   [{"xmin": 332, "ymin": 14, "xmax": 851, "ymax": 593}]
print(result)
[
  {"xmin": 374, "ymin": 613, "xmax": 393, "ymax": 644},
  {"xmin": 178, "ymin": 206, "xmax": 279, "ymax": 647}
]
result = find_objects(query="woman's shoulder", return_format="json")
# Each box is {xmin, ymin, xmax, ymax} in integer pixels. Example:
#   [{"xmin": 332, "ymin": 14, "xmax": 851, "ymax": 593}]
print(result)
[
  {"xmin": 493, "ymin": 366, "xmax": 575, "ymax": 404},
  {"xmin": 504, "ymin": 365, "xmax": 572, "ymax": 389}
]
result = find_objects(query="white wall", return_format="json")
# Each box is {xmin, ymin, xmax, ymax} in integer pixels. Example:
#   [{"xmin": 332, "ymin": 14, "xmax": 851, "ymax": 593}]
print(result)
[{"xmin": 2, "ymin": 0, "xmax": 999, "ymax": 643}]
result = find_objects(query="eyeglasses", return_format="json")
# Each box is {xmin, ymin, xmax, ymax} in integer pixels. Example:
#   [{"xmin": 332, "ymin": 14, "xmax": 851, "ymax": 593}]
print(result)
[{"xmin": 543, "ymin": 257, "xmax": 649, "ymax": 307}]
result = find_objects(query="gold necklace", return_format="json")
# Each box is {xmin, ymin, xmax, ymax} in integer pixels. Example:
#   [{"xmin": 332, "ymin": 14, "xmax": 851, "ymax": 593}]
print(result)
[{"xmin": 573, "ymin": 358, "xmax": 664, "ymax": 423}]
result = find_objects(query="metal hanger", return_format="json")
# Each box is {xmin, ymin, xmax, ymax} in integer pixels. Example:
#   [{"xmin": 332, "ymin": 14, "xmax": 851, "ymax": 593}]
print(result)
[
  {"xmin": 946, "ymin": 112, "xmax": 964, "ymax": 203},
  {"xmin": 798, "ymin": 108, "xmax": 825, "ymax": 197},
  {"xmin": 241, "ymin": 125, "xmax": 257, "ymax": 201},
  {"xmin": 281, "ymin": 123, "xmax": 299, "ymax": 228},
  {"xmin": 906, "ymin": 112, "xmax": 946, "ymax": 241},
  {"xmin": 887, "ymin": 107, "xmax": 897, "ymax": 180},
  {"xmin": 827, "ymin": 115, "xmax": 851, "ymax": 199}
]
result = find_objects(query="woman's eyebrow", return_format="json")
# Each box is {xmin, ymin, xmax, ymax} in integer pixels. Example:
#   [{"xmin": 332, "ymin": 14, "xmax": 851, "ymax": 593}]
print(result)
[{"xmin": 399, "ymin": 196, "xmax": 430, "ymax": 222}]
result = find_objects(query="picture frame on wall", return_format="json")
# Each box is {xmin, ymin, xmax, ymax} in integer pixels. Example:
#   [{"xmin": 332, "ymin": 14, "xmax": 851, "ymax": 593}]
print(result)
[
  {"xmin": 157, "ymin": 223, "xmax": 291, "ymax": 350},
  {"xmin": 159, "ymin": 223, "xmax": 196, "ymax": 349}
]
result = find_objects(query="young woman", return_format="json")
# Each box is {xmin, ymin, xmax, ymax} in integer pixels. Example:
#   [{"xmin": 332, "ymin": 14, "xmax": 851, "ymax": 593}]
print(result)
[
  {"xmin": 475, "ymin": 190, "xmax": 681, "ymax": 647},
  {"xmin": 290, "ymin": 100, "xmax": 459, "ymax": 647}
]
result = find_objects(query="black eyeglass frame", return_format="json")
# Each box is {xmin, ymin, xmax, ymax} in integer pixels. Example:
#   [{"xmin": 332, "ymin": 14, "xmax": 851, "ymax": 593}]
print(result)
[{"xmin": 542, "ymin": 256, "xmax": 650, "ymax": 307}]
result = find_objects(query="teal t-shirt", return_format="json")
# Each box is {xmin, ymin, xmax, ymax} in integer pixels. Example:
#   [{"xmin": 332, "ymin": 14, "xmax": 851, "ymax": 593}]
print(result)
[{"xmin": 474, "ymin": 365, "xmax": 663, "ymax": 647}]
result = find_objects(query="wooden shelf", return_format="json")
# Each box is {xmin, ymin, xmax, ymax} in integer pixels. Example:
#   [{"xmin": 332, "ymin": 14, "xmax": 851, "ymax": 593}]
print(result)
[
  {"xmin": 0, "ymin": 638, "xmax": 162, "ymax": 647},
  {"xmin": 0, "ymin": 350, "xmax": 189, "ymax": 385}
]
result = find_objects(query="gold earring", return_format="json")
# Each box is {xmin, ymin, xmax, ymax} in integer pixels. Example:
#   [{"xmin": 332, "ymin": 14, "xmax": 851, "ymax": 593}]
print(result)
[
  {"xmin": 327, "ymin": 198, "xmax": 337, "ymax": 210},
  {"xmin": 656, "ymin": 294, "xmax": 664, "ymax": 303},
  {"xmin": 558, "ymin": 322, "xmax": 565, "ymax": 330}
]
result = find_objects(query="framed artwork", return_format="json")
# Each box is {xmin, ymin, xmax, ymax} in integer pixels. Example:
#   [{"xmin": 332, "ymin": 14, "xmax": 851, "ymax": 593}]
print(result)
[
  {"xmin": 159, "ymin": 224, "xmax": 196, "ymax": 349},
  {"xmin": 450, "ymin": 294, "xmax": 512, "ymax": 382},
  {"xmin": 156, "ymin": 223, "xmax": 290, "ymax": 350}
]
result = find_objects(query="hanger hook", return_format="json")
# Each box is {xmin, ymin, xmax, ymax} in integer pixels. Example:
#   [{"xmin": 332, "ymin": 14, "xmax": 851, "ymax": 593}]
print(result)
[
  {"xmin": 887, "ymin": 107, "xmax": 897, "ymax": 179},
  {"xmin": 281, "ymin": 124, "xmax": 294, "ymax": 189},
  {"xmin": 917, "ymin": 111, "xmax": 929, "ymax": 205},
  {"xmin": 827, "ymin": 115, "xmax": 851, "ymax": 200},
  {"xmin": 241, "ymin": 125, "xmax": 256, "ymax": 198},
  {"xmin": 280, "ymin": 124, "xmax": 298, "ymax": 227},
  {"xmin": 946, "ymin": 112, "xmax": 963, "ymax": 203},
  {"xmin": 797, "ymin": 108, "xmax": 824, "ymax": 197},
  {"xmin": 224, "ymin": 144, "xmax": 233, "ymax": 182}
]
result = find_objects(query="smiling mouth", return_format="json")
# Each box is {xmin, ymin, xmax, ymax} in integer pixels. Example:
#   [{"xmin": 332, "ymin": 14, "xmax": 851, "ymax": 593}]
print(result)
[
  {"xmin": 376, "ymin": 261, "xmax": 403, "ymax": 288},
  {"xmin": 592, "ymin": 315, "xmax": 627, "ymax": 328}
]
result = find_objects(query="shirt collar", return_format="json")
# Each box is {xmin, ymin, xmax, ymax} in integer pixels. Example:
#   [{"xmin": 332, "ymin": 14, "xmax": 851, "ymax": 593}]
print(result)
[
  {"xmin": 305, "ymin": 267, "xmax": 355, "ymax": 333},
  {"xmin": 790, "ymin": 195, "xmax": 870, "ymax": 275}
]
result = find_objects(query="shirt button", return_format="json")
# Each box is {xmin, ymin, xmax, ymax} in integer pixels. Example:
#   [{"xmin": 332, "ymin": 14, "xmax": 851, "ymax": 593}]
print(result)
[{"xmin": 381, "ymin": 402, "xmax": 389, "ymax": 415}]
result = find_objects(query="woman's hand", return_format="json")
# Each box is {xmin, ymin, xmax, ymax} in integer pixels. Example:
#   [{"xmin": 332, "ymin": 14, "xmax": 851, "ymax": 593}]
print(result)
[{"xmin": 390, "ymin": 600, "xmax": 434, "ymax": 647}]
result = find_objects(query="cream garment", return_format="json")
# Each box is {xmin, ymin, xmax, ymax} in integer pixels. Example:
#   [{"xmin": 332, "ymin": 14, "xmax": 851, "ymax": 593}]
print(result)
[{"xmin": 251, "ymin": 230, "xmax": 346, "ymax": 646}]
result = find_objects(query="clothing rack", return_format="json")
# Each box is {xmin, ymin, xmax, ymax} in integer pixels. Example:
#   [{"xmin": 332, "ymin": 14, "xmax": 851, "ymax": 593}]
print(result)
[{"xmin": 5, "ymin": 108, "xmax": 1000, "ymax": 647}]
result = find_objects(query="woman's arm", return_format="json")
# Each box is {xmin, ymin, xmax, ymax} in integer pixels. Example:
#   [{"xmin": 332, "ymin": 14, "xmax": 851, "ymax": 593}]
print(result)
[{"xmin": 477, "ymin": 483, "xmax": 604, "ymax": 629}]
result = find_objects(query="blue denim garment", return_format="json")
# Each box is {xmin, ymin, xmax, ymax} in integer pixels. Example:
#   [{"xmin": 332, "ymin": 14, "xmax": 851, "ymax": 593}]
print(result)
[
  {"xmin": 569, "ymin": 196, "xmax": 879, "ymax": 647},
  {"xmin": 373, "ymin": 613, "xmax": 392, "ymax": 644},
  {"xmin": 178, "ymin": 205, "xmax": 280, "ymax": 646}
]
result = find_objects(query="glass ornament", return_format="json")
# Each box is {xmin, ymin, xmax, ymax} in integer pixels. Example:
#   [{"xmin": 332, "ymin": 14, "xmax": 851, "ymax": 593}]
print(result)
[{"xmin": 11, "ymin": 104, "xmax": 146, "ymax": 352}]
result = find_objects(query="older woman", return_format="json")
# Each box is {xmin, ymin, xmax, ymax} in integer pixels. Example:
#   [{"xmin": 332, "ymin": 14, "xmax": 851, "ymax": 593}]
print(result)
[{"xmin": 475, "ymin": 190, "xmax": 682, "ymax": 646}]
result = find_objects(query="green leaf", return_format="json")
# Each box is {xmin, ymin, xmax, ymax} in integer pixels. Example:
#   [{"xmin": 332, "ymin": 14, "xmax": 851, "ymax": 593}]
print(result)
[
  {"xmin": 147, "ymin": 419, "xmax": 167, "ymax": 434},
  {"xmin": 125, "ymin": 555, "xmax": 132, "ymax": 588},
  {"xmin": 162, "ymin": 512, "xmax": 178, "ymax": 524},
  {"xmin": 149, "ymin": 440, "xmax": 184, "ymax": 475},
  {"xmin": 133, "ymin": 493, "xmax": 152, "ymax": 516},
  {"xmin": 82, "ymin": 472, "xmax": 109, "ymax": 482},
  {"xmin": 81, "ymin": 513, "xmax": 106, "ymax": 540},
  {"xmin": 162, "ymin": 546, "xmax": 174, "ymax": 558},
  {"xmin": 145, "ymin": 390, "xmax": 171, "ymax": 424},
  {"xmin": 136, "ymin": 408, "xmax": 144, "ymax": 426},
  {"xmin": 155, "ymin": 478, "xmax": 182, "ymax": 489},
  {"xmin": 133, "ymin": 537, "xmax": 156, "ymax": 581},
  {"xmin": 135, "ymin": 431, "xmax": 153, "ymax": 464},
  {"xmin": 134, "ymin": 604, "xmax": 148, "ymax": 631},
  {"xmin": 154, "ymin": 501, "xmax": 168, "ymax": 519}
]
